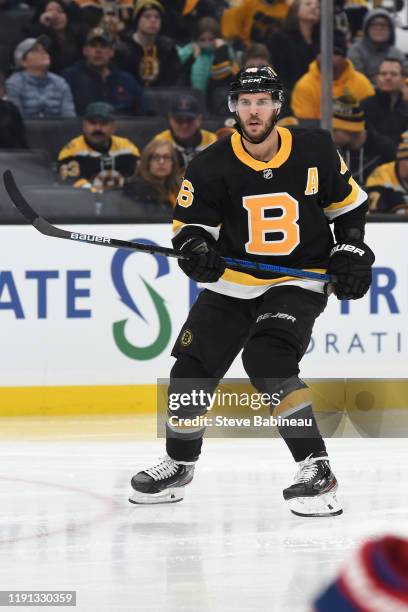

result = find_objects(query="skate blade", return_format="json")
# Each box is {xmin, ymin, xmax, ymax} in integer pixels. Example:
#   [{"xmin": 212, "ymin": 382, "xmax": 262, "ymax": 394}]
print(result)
[
  {"xmin": 128, "ymin": 487, "xmax": 185, "ymax": 505},
  {"xmin": 288, "ymin": 492, "xmax": 343, "ymax": 517}
]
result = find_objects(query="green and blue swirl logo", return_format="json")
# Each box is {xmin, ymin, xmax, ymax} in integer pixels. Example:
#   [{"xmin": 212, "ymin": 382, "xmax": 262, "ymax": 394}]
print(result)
[{"xmin": 111, "ymin": 239, "xmax": 171, "ymax": 360}]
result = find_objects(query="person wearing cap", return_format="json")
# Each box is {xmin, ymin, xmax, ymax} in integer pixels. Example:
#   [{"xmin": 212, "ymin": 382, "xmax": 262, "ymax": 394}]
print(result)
[
  {"xmin": 116, "ymin": 0, "xmax": 183, "ymax": 87},
  {"xmin": 332, "ymin": 94, "xmax": 395, "ymax": 184},
  {"xmin": 366, "ymin": 131, "xmax": 408, "ymax": 214},
  {"xmin": 221, "ymin": 0, "xmax": 290, "ymax": 47},
  {"xmin": 348, "ymin": 8, "xmax": 408, "ymax": 84},
  {"xmin": 57, "ymin": 102, "xmax": 140, "ymax": 192},
  {"xmin": 362, "ymin": 57, "xmax": 408, "ymax": 146},
  {"xmin": 153, "ymin": 93, "xmax": 216, "ymax": 168},
  {"xmin": 62, "ymin": 27, "xmax": 150, "ymax": 116},
  {"xmin": 20, "ymin": 0, "xmax": 87, "ymax": 74},
  {"xmin": 291, "ymin": 30, "xmax": 375, "ymax": 120},
  {"xmin": 6, "ymin": 36, "xmax": 76, "ymax": 119}
]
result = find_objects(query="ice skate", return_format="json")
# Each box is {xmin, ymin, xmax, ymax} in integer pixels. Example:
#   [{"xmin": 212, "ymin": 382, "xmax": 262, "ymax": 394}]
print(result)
[
  {"xmin": 283, "ymin": 455, "xmax": 343, "ymax": 517},
  {"xmin": 129, "ymin": 456, "xmax": 195, "ymax": 505}
]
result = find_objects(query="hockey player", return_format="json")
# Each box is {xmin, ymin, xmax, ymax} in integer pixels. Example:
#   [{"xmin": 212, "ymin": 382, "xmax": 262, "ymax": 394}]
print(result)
[{"xmin": 129, "ymin": 66, "xmax": 375, "ymax": 516}]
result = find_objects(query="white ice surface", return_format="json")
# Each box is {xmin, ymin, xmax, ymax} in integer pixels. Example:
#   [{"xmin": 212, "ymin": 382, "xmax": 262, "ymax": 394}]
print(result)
[{"xmin": 0, "ymin": 437, "xmax": 407, "ymax": 612}]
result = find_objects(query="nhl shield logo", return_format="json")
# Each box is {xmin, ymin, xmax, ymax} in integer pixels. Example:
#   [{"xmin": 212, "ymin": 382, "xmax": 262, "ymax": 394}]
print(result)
[{"xmin": 263, "ymin": 168, "xmax": 273, "ymax": 180}]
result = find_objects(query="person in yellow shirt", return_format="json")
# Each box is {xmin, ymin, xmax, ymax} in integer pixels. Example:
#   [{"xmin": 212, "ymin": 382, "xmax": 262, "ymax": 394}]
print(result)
[
  {"xmin": 154, "ymin": 94, "xmax": 217, "ymax": 169},
  {"xmin": 291, "ymin": 30, "xmax": 375, "ymax": 120},
  {"xmin": 58, "ymin": 102, "xmax": 140, "ymax": 192},
  {"xmin": 221, "ymin": 0, "xmax": 290, "ymax": 46},
  {"xmin": 365, "ymin": 132, "xmax": 408, "ymax": 214}
]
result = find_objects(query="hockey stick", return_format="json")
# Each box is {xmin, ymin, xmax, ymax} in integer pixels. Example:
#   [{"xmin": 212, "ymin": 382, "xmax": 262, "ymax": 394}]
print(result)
[{"xmin": 3, "ymin": 170, "xmax": 332, "ymax": 283}]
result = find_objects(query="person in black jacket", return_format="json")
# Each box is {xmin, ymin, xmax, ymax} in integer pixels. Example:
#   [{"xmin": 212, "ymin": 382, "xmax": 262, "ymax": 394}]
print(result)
[
  {"xmin": 0, "ymin": 72, "xmax": 27, "ymax": 149},
  {"xmin": 116, "ymin": 0, "xmax": 183, "ymax": 88},
  {"xmin": 267, "ymin": 0, "xmax": 320, "ymax": 93},
  {"xmin": 333, "ymin": 94, "xmax": 396, "ymax": 184},
  {"xmin": 362, "ymin": 57, "xmax": 408, "ymax": 146},
  {"xmin": 63, "ymin": 27, "xmax": 150, "ymax": 116}
]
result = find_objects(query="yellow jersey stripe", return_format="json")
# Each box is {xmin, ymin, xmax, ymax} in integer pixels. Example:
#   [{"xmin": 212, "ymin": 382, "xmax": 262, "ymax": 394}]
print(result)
[
  {"xmin": 222, "ymin": 267, "xmax": 327, "ymax": 286},
  {"xmin": 231, "ymin": 128, "xmax": 292, "ymax": 171}
]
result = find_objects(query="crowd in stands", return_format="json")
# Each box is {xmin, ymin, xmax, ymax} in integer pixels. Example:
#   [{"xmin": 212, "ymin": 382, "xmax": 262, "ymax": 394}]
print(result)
[{"xmin": 0, "ymin": 0, "xmax": 408, "ymax": 217}]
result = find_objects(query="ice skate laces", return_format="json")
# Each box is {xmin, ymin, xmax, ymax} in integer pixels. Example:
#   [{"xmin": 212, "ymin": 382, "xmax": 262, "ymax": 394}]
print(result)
[
  {"xmin": 293, "ymin": 455, "xmax": 320, "ymax": 484},
  {"xmin": 145, "ymin": 457, "xmax": 179, "ymax": 481}
]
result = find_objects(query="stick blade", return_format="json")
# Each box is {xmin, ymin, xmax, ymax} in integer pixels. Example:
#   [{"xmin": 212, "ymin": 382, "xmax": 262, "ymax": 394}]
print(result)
[{"xmin": 3, "ymin": 169, "xmax": 38, "ymax": 224}]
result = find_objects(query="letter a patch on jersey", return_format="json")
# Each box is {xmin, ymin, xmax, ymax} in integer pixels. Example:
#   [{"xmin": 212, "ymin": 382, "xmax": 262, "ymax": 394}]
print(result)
[{"xmin": 305, "ymin": 167, "xmax": 319, "ymax": 195}]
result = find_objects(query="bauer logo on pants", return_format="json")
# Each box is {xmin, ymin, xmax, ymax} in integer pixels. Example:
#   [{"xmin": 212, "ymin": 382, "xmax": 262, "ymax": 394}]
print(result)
[{"xmin": 256, "ymin": 312, "xmax": 296, "ymax": 324}]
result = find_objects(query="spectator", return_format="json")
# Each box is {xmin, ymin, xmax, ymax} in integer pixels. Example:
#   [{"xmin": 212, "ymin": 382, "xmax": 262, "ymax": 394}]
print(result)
[
  {"xmin": 343, "ymin": 0, "xmax": 369, "ymax": 39},
  {"xmin": 242, "ymin": 42, "xmax": 270, "ymax": 68},
  {"xmin": 177, "ymin": 17, "xmax": 236, "ymax": 94},
  {"xmin": 332, "ymin": 95, "xmax": 395, "ymax": 184},
  {"xmin": 7, "ymin": 37, "xmax": 76, "ymax": 118},
  {"xmin": 177, "ymin": 15, "xmax": 238, "ymax": 116},
  {"xmin": 57, "ymin": 101, "xmax": 140, "ymax": 192},
  {"xmin": 221, "ymin": 0, "xmax": 290, "ymax": 47},
  {"xmin": 348, "ymin": 8, "xmax": 407, "ymax": 83},
  {"xmin": 362, "ymin": 57, "xmax": 408, "ymax": 146},
  {"xmin": 63, "ymin": 27, "xmax": 150, "ymax": 116},
  {"xmin": 159, "ymin": 0, "xmax": 226, "ymax": 44},
  {"xmin": 117, "ymin": 0, "xmax": 183, "ymax": 88},
  {"xmin": 74, "ymin": 0, "xmax": 134, "ymax": 28},
  {"xmin": 154, "ymin": 93, "xmax": 216, "ymax": 169},
  {"xmin": 124, "ymin": 139, "xmax": 181, "ymax": 212},
  {"xmin": 313, "ymin": 536, "xmax": 408, "ymax": 610},
  {"xmin": 365, "ymin": 132, "xmax": 408, "ymax": 214},
  {"xmin": 215, "ymin": 117, "xmax": 236, "ymax": 140},
  {"xmin": 267, "ymin": 0, "xmax": 320, "ymax": 93},
  {"xmin": 0, "ymin": 72, "xmax": 27, "ymax": 149},
  {"xmin": 334, "ymin": 0, "xmax": 351, "ymax": 42},
  {"xmin": 22, "ymin": 0, "xmax": 87, "ymax": 73},
  {"xmin": 291, "ymin": 30, "xmax": 375, "ymax": 120}
]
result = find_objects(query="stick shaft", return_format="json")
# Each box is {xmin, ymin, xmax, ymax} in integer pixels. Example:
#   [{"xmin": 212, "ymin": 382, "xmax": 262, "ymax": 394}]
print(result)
[{"xmin": 3, "ymin": 170, "xmax": 332, "ymax": 283}]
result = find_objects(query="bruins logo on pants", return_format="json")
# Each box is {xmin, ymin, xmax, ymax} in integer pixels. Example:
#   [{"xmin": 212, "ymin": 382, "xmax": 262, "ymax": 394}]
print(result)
[{"xmin": 180, "ymin": 329, "xmax": 193, "ymax": 347}]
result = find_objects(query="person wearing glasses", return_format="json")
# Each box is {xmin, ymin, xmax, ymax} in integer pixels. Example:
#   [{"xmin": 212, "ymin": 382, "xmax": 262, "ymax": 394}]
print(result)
[{"xmin": 124, "ymin": 139, "xmax": 181, "ymax": 212}]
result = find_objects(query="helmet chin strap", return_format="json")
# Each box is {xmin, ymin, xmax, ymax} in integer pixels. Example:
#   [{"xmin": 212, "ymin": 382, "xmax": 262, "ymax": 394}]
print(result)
[{"xmin": 234, "ymin": 110, "xmax": 280, "ymax": 145}]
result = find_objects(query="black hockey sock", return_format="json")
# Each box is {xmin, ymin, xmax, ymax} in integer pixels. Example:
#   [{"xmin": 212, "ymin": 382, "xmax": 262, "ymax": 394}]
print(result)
[
  {"xmin": 278, "ymin": 405, "xmax": 327, "ymax": 462},
  {"xmin": 166, "ymin": 436, "xmax": 202, "ymax": 462}
]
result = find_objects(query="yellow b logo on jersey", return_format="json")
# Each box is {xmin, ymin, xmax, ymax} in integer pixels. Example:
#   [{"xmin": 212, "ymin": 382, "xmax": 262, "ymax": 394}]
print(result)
[
  {"xmin": 180, "ymin": 329, "xmax": 193, "ymax": 346},
  {"xmin": 305, "ymin": 167, "xmax": 319, "ymax": 195},
  {"xmin": 177, "ymin": 179, "xmax": 194, "ymax": 208}
]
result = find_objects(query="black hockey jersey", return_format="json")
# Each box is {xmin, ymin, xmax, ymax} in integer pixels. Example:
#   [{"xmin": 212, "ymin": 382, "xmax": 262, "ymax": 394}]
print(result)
[{"xmin": 173, "ymin": 127, "xmax": 368, "ymax": 298}]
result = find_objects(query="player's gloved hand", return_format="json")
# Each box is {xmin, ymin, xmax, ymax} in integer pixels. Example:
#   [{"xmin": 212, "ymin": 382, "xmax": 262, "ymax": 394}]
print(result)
[
  {"xmin": 327, "ymin": 242, "xmax": 375, "ymax": 300},
  {"xmin": 178, "ymin": 237, "xmax": 226, "ymax": 283}
]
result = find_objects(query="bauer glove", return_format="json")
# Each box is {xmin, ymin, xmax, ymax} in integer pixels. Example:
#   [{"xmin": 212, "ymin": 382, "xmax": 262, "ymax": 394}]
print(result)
[
  {"xmin": 327, "ymin": 242, "xmax": 375, "ymax": 300},
  {"xmin": 178, "ymin": 237, "xmax": 226, "ymax": 283}
]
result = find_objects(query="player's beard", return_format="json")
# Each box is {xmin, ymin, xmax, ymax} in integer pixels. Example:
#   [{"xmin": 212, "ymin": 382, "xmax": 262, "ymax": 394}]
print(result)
[{"xmin": 240, "ymin": 111, "xmax": 278, "ymax": 145}]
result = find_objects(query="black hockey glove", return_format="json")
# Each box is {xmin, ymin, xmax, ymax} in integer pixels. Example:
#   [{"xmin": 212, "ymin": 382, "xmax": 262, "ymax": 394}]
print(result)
[
  {"xmin": 178, "ymin": 237, "xmax": 226, "ymax": 283},
  {"xmin": 327, "ymin": 242, "xmax": 375, "ymax": 300}
]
